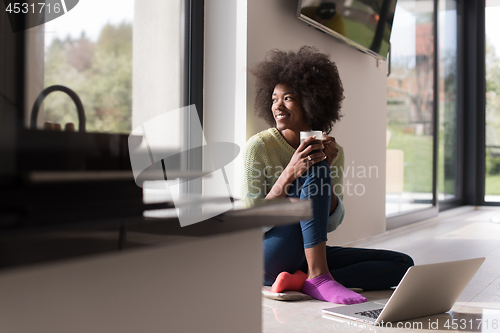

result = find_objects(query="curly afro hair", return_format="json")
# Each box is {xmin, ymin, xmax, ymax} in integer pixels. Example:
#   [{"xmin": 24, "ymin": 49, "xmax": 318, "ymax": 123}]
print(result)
[{"xmin": 250, "ymin": 46, "xmax": 344, "ymax": 134}]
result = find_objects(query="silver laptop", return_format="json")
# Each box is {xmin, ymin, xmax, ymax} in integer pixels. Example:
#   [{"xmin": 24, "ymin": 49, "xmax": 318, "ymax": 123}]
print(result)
[{"xmin": 322, "ymin": 257, "xmax": 485, "ymax": 324}]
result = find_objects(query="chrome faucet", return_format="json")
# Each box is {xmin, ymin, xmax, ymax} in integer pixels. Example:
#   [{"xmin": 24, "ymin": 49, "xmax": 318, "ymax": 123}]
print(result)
[{"xmin": 30, "ymin": 85, "xmax": 86, "ymax": 132}]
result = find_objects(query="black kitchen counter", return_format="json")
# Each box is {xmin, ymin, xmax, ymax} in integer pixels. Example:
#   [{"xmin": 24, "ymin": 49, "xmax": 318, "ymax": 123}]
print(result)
[{"xmin": 0, "ymin": 197, "xmax": 312, "ymax": 271}]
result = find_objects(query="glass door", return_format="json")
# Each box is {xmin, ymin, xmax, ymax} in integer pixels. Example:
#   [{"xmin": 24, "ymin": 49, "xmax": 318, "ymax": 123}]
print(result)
[
  {"xmin": 386, "ymin": 0, "xmax": 435, "ymax": 217},
  {"xmin": 485, "ymin": 0, "xmax": 500, "ymax": 203}
]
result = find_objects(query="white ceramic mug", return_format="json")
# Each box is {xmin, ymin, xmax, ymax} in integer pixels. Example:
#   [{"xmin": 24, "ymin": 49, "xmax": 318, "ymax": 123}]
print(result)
[
  {"xmin": 300, "ymin": 130, "xmax": 323, "ymax": 155},
  {"xmin": 300, "ymin": 130, "xmax": 323, "ymax": 144}
]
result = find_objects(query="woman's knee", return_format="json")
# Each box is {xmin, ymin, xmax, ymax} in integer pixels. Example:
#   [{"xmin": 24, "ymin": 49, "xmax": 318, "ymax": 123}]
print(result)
[
  {"xmin": 399, "ymin": 252, "xmax": 414, "ymax": 270},
  {"xmin": 300, "ymin": 161, "xmax": 331, "ymax": 197},
  {"xmin": 382, "ymin": 252, "xmax": 414, "ymax": 289},
  {"xmin": 307, "ymin": 160, "xmax": 331, "ymax": 181},
  {"xmin": 383, "ymin": 249, "xmax": 414, "ymax": 268},
  {"xmin": 390, "ymin": 252, "xmax": 414, "ymax": 283}
]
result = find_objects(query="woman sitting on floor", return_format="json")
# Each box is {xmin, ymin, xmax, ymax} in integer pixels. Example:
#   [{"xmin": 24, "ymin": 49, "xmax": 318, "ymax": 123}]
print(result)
[{"xmin": 242, "ymin": 46, "xmax": 414, "ymax": 304}]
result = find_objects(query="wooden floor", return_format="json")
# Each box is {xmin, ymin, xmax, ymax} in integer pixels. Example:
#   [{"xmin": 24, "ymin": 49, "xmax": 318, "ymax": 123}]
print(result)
[{"xmin": 262, "ymin": 206, "xmax": 500, "ymax": 332}]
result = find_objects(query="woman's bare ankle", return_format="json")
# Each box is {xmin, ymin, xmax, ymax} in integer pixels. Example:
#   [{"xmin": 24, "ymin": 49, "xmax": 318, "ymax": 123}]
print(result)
[{"xmin": 307, "ymin": 269, "xmax": 330, "ymax": 280}]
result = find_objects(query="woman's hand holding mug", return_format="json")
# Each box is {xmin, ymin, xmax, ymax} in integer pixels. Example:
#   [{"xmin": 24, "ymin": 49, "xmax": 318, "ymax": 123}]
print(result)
[
  {"xmin": 285, "ymin": 135, "xmax": 326, "ymax": 180},
  {"xmin": 322, "ymin": 132, "xmax": 338, "ymax": 166}
]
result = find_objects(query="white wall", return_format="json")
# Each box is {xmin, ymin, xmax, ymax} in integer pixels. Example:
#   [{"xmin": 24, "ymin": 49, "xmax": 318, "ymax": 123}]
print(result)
[
  {"xmin": 204, "ymin": 0, "xmax": 388, "ymax": 242},
  {"xmin": 204, "ymin": 0, "xmax": 248, "ymax": 199}
]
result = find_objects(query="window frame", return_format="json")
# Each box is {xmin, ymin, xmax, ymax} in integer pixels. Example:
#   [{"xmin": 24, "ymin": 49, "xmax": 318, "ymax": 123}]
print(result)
[
  {"xmin": 183, "ymin": 0, "xmax": 204, "ymax": 195},
  {"xmin": 462, "ymin": 0, "xmax": 490, "ymax": 207}
]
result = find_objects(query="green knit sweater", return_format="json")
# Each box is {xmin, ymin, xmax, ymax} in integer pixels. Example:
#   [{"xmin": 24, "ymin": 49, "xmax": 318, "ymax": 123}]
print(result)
[{"xmin": 241, "ymin": 127, "xmax": 345, "ymax": 232}]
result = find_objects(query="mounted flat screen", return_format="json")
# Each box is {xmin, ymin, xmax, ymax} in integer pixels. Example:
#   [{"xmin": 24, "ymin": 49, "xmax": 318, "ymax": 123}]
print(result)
[{"xmin": 297, "ymin": 0, "xmax": 397, "ymax": 60}]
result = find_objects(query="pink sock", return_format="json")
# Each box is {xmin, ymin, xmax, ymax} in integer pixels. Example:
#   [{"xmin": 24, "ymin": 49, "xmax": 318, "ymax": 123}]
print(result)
[
  {"xmin": 271, "ymin": 270, "xmax": 307, "ymax": 293},
  {"xmin": 301, "ymin": 273, "xmax": 367, "ymax": 305}
]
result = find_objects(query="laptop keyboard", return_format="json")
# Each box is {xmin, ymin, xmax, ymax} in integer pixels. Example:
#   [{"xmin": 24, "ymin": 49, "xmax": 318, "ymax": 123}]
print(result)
[{"xmin": 355, "ymin": 308, "xmax": 383, "ymax": 319}]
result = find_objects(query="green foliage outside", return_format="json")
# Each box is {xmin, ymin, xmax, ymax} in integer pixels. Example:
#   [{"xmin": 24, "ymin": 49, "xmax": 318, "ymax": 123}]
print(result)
[
  {"xmin": 437, "ymin": 48, "xmax": 458, "ymax": 199},
  {"xmin": 487, "ymin": 153, "xmax": 500, "ymax": 176},
  {"xmin": 44, "ymin": 22, "xmax": 132, "ymax": 133},
  {"xmin": 486, "ymin": 41, "xmax": 500, "ymax": 148},
  {"xmin": 438, "ymin": 120, "xmax": 456, "ymax": 198},
  {"xmin": 486, "ymin": 174, "xmax": 500, "ymax": 196},
  {"xmin": 486, "ymin": 39, "xmax": 500, "ymax": 195},
  {"xmin": 387, "ymin": 127, "xmax": 433, "ymax": 193},
  {"xmin": 486, "ymin": 149, "xmax": 500, "ymax": 195},
  {"xmin": 387, "ymin": 129, "xmax": 500, "ymax": 196},
  {"xmin": 386, "ymin": 36, "xmax": 500, "ymax": 197},
  {"xmin": 387, "ymin": 126, "xmax": 458, "ymax": 196}
]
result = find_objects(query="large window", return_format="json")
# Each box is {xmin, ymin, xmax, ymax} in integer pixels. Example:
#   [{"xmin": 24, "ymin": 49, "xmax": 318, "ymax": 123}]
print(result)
[
  {"xmin": 485, "ymin": 0, "xmax": 500, "ymax": 203},
  {"xmin": 42, "ymin": 0, "xmax": 135, "ymax": 133},
  {"xmin": 386, "ymin": 0, "xmax": 460, "ymax": 220},
  {"xmin": 23, "ymin": 1, "xmax": 203, "ymax": 207},
  {"xmin": 386, "ymin": 0, "xmax": 435, "ymax": 216},
  {"xmin": 28, "ymin": 0, "xmax": 187, "ymax": 136}
]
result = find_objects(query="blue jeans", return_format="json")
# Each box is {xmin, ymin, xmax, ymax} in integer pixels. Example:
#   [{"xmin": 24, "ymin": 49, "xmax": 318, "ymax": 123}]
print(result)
[{"xmin": 263, "ymin": 161, "xmax": 414, "ymax": 290}]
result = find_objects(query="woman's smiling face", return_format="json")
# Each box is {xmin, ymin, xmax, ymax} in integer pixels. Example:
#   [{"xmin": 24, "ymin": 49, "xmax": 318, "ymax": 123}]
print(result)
[{"xmin": 272, "ymin": 83, "xmax": 308, "ymax": 133}]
